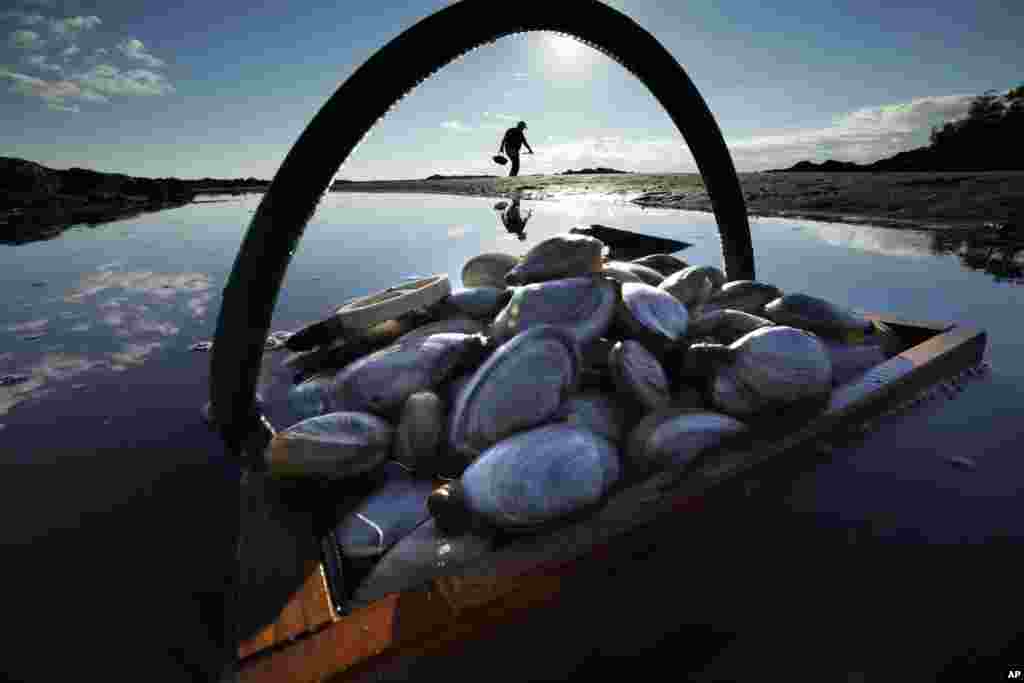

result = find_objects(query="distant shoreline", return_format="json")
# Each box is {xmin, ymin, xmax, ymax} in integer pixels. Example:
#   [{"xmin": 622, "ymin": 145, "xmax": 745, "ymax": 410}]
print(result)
[{"xmin": 330, "ymin": 171, "xmax": 1024, "ymax": 233}]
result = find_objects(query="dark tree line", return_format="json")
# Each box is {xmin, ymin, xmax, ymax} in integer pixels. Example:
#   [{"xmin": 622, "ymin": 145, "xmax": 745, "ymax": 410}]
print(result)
[{"xmin": 927, "ymin": 84, "xmax": 1024, "ymax": 170}]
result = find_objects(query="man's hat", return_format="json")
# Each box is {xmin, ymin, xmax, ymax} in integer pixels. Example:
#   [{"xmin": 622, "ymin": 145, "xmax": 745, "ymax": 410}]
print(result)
[{"xmin": 517, "ymin": 120, "xmax": 527, "ymax": 129}]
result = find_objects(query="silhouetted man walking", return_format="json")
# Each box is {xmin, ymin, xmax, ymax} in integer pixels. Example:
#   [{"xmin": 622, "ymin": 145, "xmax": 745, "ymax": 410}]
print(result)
[{"xmin": 498, "ymin": 121, "xmax": 533, "ymax": 177}]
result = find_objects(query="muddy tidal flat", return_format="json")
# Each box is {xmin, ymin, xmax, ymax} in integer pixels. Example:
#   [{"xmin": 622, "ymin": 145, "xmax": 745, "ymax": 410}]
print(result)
[{"xmin": 332, "ymin": 171, "xmax": 1024, "ymax": 232}]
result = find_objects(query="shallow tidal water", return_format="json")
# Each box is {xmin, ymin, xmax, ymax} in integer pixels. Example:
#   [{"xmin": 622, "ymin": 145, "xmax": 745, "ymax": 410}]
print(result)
[{"xmin": 3, "ymin": 191, "xmax": 1023, "ymax": 680}]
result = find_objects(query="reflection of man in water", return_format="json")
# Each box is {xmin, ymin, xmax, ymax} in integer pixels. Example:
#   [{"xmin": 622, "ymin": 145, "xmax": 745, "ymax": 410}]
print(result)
[
  {"xmin": 498, "ymin": 198, "xmax": 531, "ymax": 241},
  {"xmin": 498, "ymin": 121, "xmax": 534, "ymax": 177}
]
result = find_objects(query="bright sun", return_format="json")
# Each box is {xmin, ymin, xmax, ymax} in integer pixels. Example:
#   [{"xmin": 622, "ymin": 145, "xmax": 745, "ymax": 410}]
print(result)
[{"xmin": 548, "ymin": 34, "xmax": 583, "ymax": 60}]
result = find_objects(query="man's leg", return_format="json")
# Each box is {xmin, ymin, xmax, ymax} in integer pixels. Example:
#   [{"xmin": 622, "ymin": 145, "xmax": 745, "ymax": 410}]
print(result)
[{"xmin": 509, "ymin": 152, "xmax": 520, "ymax": 177}]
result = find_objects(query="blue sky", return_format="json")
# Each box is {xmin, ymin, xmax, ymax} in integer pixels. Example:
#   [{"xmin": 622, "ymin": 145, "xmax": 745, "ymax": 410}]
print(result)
[{"xmin": 1, "ymin": 0, "xmax": 1020, "ymax": 180}]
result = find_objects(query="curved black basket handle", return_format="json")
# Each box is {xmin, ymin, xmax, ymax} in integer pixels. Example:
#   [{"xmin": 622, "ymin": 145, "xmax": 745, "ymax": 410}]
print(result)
[{"xmin": 210, "ymin": 0, "xmax": 754, "ymax": 458}]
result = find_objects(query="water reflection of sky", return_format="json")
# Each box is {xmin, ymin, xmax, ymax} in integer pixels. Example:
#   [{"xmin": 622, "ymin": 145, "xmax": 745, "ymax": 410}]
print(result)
[{"xmin": 1, "ymin": 191, "xmax": 1022, "ymax": 470}]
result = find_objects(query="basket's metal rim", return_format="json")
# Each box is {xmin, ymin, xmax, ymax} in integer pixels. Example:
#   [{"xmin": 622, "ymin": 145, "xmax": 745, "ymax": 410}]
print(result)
[{"xmin": 209, "ymin": 0, "xmax": 753, "ymax": 458}]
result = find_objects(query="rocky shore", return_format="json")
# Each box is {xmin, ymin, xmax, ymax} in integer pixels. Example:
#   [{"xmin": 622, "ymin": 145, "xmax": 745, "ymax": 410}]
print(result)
[{"xmin": 1, "ymin": 157, "xmax": 269, "ymax": 244}]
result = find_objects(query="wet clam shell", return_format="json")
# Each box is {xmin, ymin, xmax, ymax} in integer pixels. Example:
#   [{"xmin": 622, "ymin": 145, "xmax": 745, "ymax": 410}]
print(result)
[
  {"xmin": 505, "ymin": 233, "xmax": 604, "ymax": 285},
  {"xmin": 554, "ymin": 391, "xmax": 627, "ymax": 443},
  {"xmin": 659, "ymin": 266, "xmax": 714, "ymax": 309},
  {"xmin": 331, "ymin": 462, "xmax": 435, "ymax": 559},
  {"xmin": 702, "ymin": 281, "xmax": 783, "ymax": 316},
  {"xmin": 615, "ymin": 282, "xmax": 690, "ymax": 350},
  {"xmin": 449, "ymin": 325, "xmax": 580, "ymax": 463},
  {"xmin": 687, "ymin": 265, "xmax": 727, "ymax": 292},
  {"xmin": 265, "ymin": 411, "xmax": 393, "ymax": 480},
  {"xmin": 602, "ymin": 261, "xmax": 644, "ymax": 284},
  {"xmin": 461, "ymin": 253, "xmax": 519, "ymax": 289},
  {"xmin": 331, "ymin": 333, "xmax": 483, "ymax": 416},
  {"xmin": 488, "ymin": 276, "xmax": 618, "ymax": 348},
  {"xmin": 394, "ymin": 316, "xmax": 486, "ymax": 345},
  {"xmin": 626, "ymin": 410, "xmax": 748, "ymax": 473},
  {"xmin": 609, "ymin": 340, "xmax": 671, "ymax": 412},
  {"xmin": 763, "ymin": 293, "xmax": 874, "ymax": 340},
  {"xmin": 461, "ymin": 424, "xmax": 621, "ymax": 530},
  {"xmin": 631, "ymin": 254, "xmax": 689, "ymax": 277},
  {"xmin": 709, "ymin": 326, "xmax": 832, "ymax": 417},
  {"xmin": 352, "ymin": 518, "xmax": 495, "ymax": 605},
  {"xmin": 393, "ymin": 391, "xmax": 445, "ymax": 472},
  {"xmin": 687, "ymin": 309, "xmax": 774, "ymax": 345},
  {"xmin": 440, "ymin": 287, "xmax": 511, "ymax": 320},
  {"xmin": 287, "ymin": 374, "xmax": 334, "ymax": 420}
]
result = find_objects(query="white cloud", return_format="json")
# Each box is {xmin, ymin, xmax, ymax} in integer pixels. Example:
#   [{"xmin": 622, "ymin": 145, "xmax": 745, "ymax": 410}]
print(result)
[
  {"xmin": 726, "ymin": 95, "xmax": 974, "ymax": 169},
  {"xmin": 25, "ymin": 54, "xmax": 62, "ymax": 74},
  {"xmin": 50, "ymin": 15, "xmax": 101, "ymax": 38},
  {"xmin": 61, "ymin": 44, "xmax": 79, "ymax": 58},
  {"xmin": 9, "ymin": 29, "xmax": 44, "ymax": 49},
  {"xmin": 510, "ymin": 94, "xmax": 977, "ymax": 174},
  {"xmin": 72, "ymin": 63, "xmax": 174, "ymax": 97},
  {"xmin": 0, "ymin": 69, "xmax": 86, "ymax": 110},
  {"xmin": 441, "ymin": 119, "xmax": 472, "ymax": 132},
  {"xmin": 0, "ymin": 11, "xmax": 45, "ymax": 25},
  {"xmin": 116, "ymin": 38, "xmax": 165, "ymax": 68}
]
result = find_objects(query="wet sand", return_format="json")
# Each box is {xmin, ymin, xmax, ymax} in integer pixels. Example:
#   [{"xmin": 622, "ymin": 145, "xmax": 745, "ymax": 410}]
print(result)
[{"xmin": 332, "ymin": 171, "xmax": 1024, "ymax": 232}]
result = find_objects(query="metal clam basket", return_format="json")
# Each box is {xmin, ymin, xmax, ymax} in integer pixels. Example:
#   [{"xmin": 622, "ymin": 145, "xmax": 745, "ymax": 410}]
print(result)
[{"xmin": 209, "ymin": 1, "xmax": 987, "ymax": 678}]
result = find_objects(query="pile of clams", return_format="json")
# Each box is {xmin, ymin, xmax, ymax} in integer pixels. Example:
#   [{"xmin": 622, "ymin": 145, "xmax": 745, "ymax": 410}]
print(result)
[{"xmin": 258, "ymin": 230, "xmax": 903, "ymax": 594}]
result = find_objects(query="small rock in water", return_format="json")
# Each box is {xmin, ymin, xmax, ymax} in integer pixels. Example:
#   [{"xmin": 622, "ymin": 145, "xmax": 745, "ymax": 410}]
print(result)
[
  {"xmin": 20, "ymin": 334, "xmax": 46, "ymax": 342},
  {"xmin": 0, "ymin": 374, "xmax": 31, "ymax": 387},
  {"xmin": 190, "ymin": 341, "xmax": 213, "ymax": 352},
  {"xmin": 31, "ymin": 282, "xmax": 47, "ymax": 287}
]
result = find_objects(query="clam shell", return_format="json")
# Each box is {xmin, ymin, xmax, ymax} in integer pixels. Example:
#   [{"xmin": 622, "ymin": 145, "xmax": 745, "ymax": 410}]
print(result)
[
  {"xmin": 393, "ymin": 391, "xmax": 445, "ymax": 472},
  {"xmin": 461, "ymin": 424, "xmax": 620, "ymax": 530},
  {"xmin": 462, "ymin": 253, "xmax": 519, "ymax": 289},
  {"xmin": 630, "ymin": 253, "xmax": 689, "ymax": 277},
  {"xmin": 352, "ymin": 518, "xmax": 495, "ymax": 605},
  {"xmin": 702, "ymin": 281, "xmax": 783, "ymax": 316},
  {"xmin": 441, "ymin": 287, "xmax": 511, "ymax": 320},
  {"xmin": 659, "ymin": 266, "xmax": 714, "ymax": 309},
  {"xmin": 331, "ymin": 333, "xmax": 483, "ymax": 416},
  {"xmin": 449, "ymin": 325, "xmax": 580, "ymax": 463},
  {"xmin": 687, "ymin": 309, "xmax": 774, "ymax": 344},
  {"xmin": 488, "ymin": 276, "xmax": 618, "ymax": 348},
  {"xmin": 710, "ymin": 326, "xmax": 832, "ymax": 417},
  {"xmin": 822, "ymin": 339, "xmax": 888, "ymax": 386},
  {"xmin": 615, "ymin": 282, "xmax": 690, "ymax": 350},
  {"xmin": 602, "ymin": 261, "xmax": 644, "ymax": 284},
  {"xmin": 763, "ymin": 293, "xmax": 874, "ymax": 340},
  {"xmin": 622, "ymin": 262, "xmax": 666, "ymax": 287},
  {"xmin": 265, "ymin": 411, "xmax": 393, "ymax": 480},
  {"xmin": 331, "ymin": 462, "xmax": 434, "ymax": 559},
  {"xmin": 554, "ymin": 391, "xmax": 627, "ymax": 443},
  {"xmin": 626, "ymin": 410, "xmax": 747, "ymax": 473},
  {"xmin": 287, "ymin": 374, "xmax": 334, "ymax": 420},
  {"xmin": 609, "ymin": 340, "xmax": 671, "ymax": 412},
  {"xmin": 394, "ymin": 316, "xmax": 486, "ymax": 345},
  {"xmin": 505, "ymin": 233, "xmax": 604, "ymax": 285},
  {"xmin": 687, "ymin": 265, "xmax": 727, "ymax": 292}
]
